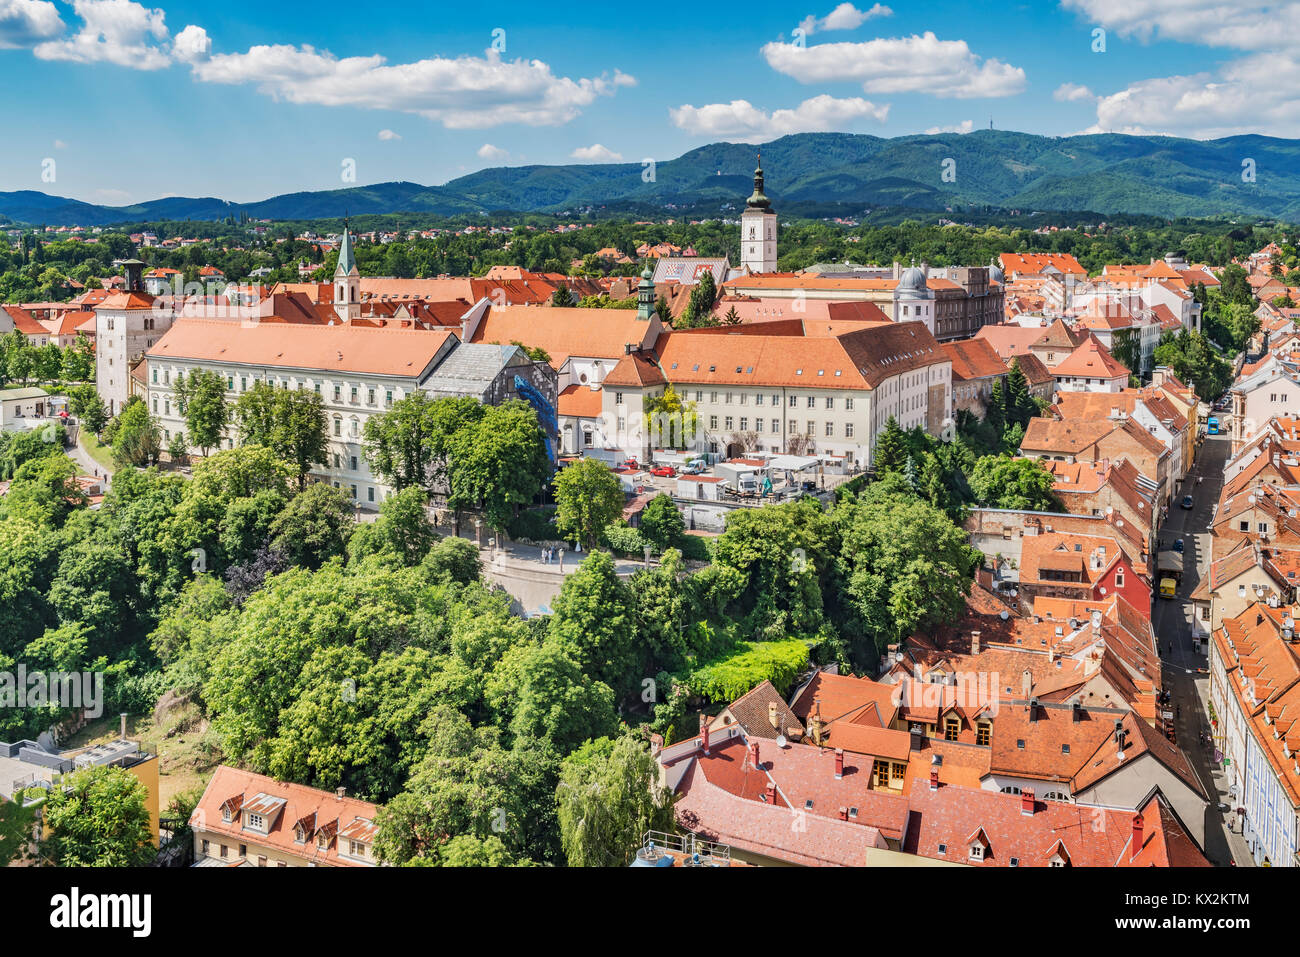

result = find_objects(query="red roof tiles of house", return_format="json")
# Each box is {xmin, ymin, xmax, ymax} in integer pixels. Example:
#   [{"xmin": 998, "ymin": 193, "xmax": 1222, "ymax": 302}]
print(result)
[
  {"xmin": 942, "ymin": 337, "xmax": 1010, "ymax": 382},
  {"xmin": 903, "ymin": 782, "xmax": 1207, "ymax": 866},
  {"xmin": 191, "ymin": 765, "xmax": 379, "ymax": 867},
  {"xmin": 1051, "ymin": 335, "xmax": 1130, "ymax": 380}
]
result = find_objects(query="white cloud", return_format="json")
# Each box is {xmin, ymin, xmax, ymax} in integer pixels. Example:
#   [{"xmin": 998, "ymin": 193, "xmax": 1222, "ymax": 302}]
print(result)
[
  {"xmin": 53, "ymin": 138, "xmax": 67, "ymax": 149},
  {"xmin": 377, "ymin": 128, "xmax": 401, "ymax": 141},
  {"xmin": 190, "ymin": 46, "xmax": 633, "ymax": 127},
  {"xmin": 1086, "ymin": 51, "xmax": 1300, "ymax": 137},
  {"xmin": 670, "ymin": 94, "xmax": 890, "ymax": 142},
  {"xmin": 172, "ymin": 22, "xmax": 209, "ymax": 62},
  {"xmin": 1060, "ymin": 0, "xmax": 1300, "ymax": 52},
  {"xmin": 33, "ymin": 0, "xmax": 172, "ymax": 69},
  {"xmin": 797, "ymin": 3, "xmax": 891, "ymax": 35},
  {"xmin": 925, "ymin": 120, "xmax": 974, "ymax": 134},
  {"xmin": 1053, "ymin": 82, "xmax": 1096, "ymax": 102},
  {"xmin": 0, "ymin": 0, "xmax": 62, "ymax": 49},
  {"xmin": 762, "ymin": 32, "xmax": 1027, "ymax": 98},
  {"xmin": 477, "ymin": 143, "xmax": 509, "ymax": 161},
  {"xmin": 94, "ymin": 187, "xmax": 131, "ymax": 202},
  {"xmin": 570, "ymin": 143, "xmax": 624, "ymax": 162}
]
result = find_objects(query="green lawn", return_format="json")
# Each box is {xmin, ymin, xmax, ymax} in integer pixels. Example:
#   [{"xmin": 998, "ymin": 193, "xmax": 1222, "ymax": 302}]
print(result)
[{"xmin": 79, "ymin": 432, "xmax": 115, "ymax": 472}]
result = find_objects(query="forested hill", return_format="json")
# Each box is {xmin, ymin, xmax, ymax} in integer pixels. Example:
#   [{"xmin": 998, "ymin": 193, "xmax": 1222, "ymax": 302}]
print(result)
[{"xmin": 4, "ymin": 130, "xmax": 1300, "ymax": 226}]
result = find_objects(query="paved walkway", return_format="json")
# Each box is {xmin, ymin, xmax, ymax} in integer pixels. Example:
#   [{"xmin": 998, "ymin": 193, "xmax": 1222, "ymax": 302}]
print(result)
[
  {"xmin": 66, "ymin": 435, "xmax": 112, "ymax": 489},
  {"xmin": 1152, "ymin": 434, "xmax": 1253, "ymax": 866}
]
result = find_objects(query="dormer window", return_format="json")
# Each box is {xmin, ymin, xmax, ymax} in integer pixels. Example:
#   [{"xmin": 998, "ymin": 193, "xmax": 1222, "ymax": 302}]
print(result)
[
  {"xmin": 317, "ymin": 834, "xmax": 329, "ymax": 849},
  {"xmin": 247, "ymin": 812, "xmax": 264, "ymax": 830},
  {"xmin": 969, "ymin": 844, "xmax": 986, "ymax": 861},
  {"xmin": 349, "ymin": 841, "xmax": 368, "ymax": 859},
  {"xmin": 221, "ymin": 808, "xmax": 232, "ymax": 823},
  {"xmin": 295, "ymin": 826, "xmax": 306, "ymax": 844}
]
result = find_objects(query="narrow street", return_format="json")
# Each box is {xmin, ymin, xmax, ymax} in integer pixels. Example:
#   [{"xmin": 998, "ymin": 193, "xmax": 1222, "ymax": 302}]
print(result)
[{"xmin": 1152, "ymin": 432, "xmax": 1253, "ymax": 866}]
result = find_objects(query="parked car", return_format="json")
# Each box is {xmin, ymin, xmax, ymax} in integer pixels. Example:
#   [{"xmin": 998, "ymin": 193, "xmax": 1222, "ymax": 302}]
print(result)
[
  {"xmin": 650, "ymin": 465, "xmax": 676, "ymax": 478},
  {"xmin": 1181, "ymin": 495, "xmax": 1194, "ymax": 509},
  {"xmin": 682, "ymin": 461, "xmax": 707, "ymax": 475}
]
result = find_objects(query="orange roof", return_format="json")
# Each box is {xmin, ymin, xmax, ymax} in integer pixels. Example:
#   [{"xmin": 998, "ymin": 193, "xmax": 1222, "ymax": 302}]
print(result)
[
  {"xmin": 471, "ymin": 305, "xmax": 656, "ymax": 367},
  {"xmin": 999, "ymin": 252, "xmax": 1087, "ymax": 277},
  {"xmin": 1051, "ymin": 336, "xmax": 1129, "ymax": 380},
  {"xmin": 191, "ymin": 765, "xmax": 378, "ymax": 867},
  {"xmin": 148, "ymin": 318, "xmax": 458, "ymax": 378},
  {"xmin": 942, "ymin": 337, "xmax": 1009, "ymax": 381},
  {"xmin": 96, "ymin": 291, "xmax": 157, "ymax": 311},
  {"xmin": 557, "ymin": 384, "xmax": 603, "ymax": 418}
]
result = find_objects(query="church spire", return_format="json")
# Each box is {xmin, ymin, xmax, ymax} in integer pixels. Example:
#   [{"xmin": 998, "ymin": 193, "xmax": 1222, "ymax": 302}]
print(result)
[
  {"xmin": 337, "ymin": 221, "xmax": 357, "ymax": 277},
  {"xmin": 746, "ymin": 153, "xmax": 771, "ymax": 210}
]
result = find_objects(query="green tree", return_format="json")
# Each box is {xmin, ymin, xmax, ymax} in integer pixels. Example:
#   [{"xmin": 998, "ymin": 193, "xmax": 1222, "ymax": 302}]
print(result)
[
  {"xmin": 175, "ymin": 369, "xmax": 228, "ymax": 457},
  {"xmin": 556, "ymin": 734, "xmax": 674, "ymax": 867},
  {"xmin": 110, "ymin": 397, "xmax": 161, "ymax": 468},
  {"xmin": 873, "ymin": 416, "xmax": 908, "ymax": 473},
  {"xmin": 447, "ymin": 400, "xmax": 549, "ymax": 533},
  {"xmin": 269, "ymin": 483, "xmax": 355, "ymax": 569},
  {"xmin": 639, "ymin": 493, "xmax": 685, "ymax": 552},
  {"xmin": 835, "ymin": 488, "xmax": 979, "ymax": 652},
  {"xmin": 42, "ymin": 764, "xmax": 155, "ymax": 866},
  {"xmin": 548, "ymin": 550, "xmax": 635, "ymax": 691},
  {"xmin": 553, "ymin": 458, "xmax": 625, "ymax": 550},
  {"xmin": 969, "ymin": 455, "xmax": 1061, "ymax": 511}
]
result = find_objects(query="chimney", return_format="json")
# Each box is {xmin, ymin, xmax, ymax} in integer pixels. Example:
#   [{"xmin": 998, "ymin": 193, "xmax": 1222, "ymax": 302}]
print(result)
[
  {"xmin": 335, "ymin": 786, "xmax": 346, "ymax": 799},
  {"xmin": 1021, "ymin": 788, "xmax": 1035, "ymax": 816},
  {"xmin": 768, "ymin": 702, "xmax": 780, "ymax": 731},
  {"xmin": 765, "ymin": 782, "xmax": 777, "ymax": 803},
  {"xmin": 119, "ymin": 712, "xmax": 127, "ymax": 739},
  {"xmin": 834, "ymin": 748, "xmax": 844, "ymax": 780},
  {"xmin": 971, "ymin": 630, "xmax": 982, "ymax": 656},
  {"xmin": 838, "ymin": 807, "xmax": 849, "ymax": 821},
  {"xmin": 929, "ymin": 754, "xmax": 942, "ymax": 791},
  {"xmin": 1130, "ymin": 813, "xmax": 1144, "ymax": 861},
  {"xmin": 1021, "ymin": 669, "xmax": 1033, "ymax": 698},
  {"xmin": 809, "ymin": 700, "xmax": 824, "ymax": 745},
  {"xmin": 699, "ymin": 713, "xmax": 711, "ymax": 754},
  {"xmin": 749, "ymin": 741, "xmax": 761, "ymax": 771}
]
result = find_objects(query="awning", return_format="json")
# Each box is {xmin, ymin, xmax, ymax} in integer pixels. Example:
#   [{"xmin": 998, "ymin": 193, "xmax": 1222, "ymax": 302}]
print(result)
[{"xmin": 768, "ymin": 455, "xmax": 820, "ymax": 472}]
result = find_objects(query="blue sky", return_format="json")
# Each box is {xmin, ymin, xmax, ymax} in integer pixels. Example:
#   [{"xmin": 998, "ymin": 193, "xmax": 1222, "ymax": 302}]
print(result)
[{"xmin": 2, "ymin": 0, "xmax": 1297, "ymax": 204}]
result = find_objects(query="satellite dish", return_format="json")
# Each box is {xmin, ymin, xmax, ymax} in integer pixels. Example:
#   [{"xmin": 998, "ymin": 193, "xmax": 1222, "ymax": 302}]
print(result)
[
  {"xmin": 1000, "ymin": 611, "xmax": 1009, "ymax": 621},
  {"xmin": 776, "ymin": 734, "xmax": 788, "ymax": 749}
]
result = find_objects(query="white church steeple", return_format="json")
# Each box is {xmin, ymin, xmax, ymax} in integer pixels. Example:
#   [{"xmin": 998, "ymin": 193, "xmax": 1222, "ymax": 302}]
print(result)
[
  {"xmin": 740, "ymin": 155, "xmax": 777, "ymax": 274},
  {"xmin": 334, "ymin": 223, "xmax": 360, "ymax": 323}
]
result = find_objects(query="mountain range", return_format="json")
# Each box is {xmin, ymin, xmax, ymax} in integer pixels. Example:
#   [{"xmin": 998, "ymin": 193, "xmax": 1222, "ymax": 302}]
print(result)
[{"xmin": 4, "ymin": 130, "xmax": 1300, "ymax": 227}]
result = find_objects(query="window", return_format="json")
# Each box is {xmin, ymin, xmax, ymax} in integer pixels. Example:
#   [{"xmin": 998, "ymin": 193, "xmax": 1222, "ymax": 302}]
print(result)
[
  {"xmin": 227, "ymin": 376, "xmax": 234, "ymax": 390},
  {"xmin": 969, "ymin": 844, "xmax": 985, "ymax": 861},
  {"xmin": 257, "ymin": 856, "xmax": 267, "ymax": 867},
  {"xmin": 367, "ymin": 388, "xmax": 375, "ymax": 405},
  {"xmin": 201, "ymin": 839, "xmax": 209, "ymax": 855},
  {"xmin": 247, "ymin": 813, "xmax": 264, "ymax": 830},
  {"xmin": 937, "ymin": 843, "xmax": 947, "ymax": 856},
  {"xmin": 806, "ymin": 420, "xmax": 815, "ymax": 436},
  {"xmin": 350, "ymin": 455, "xmax": 358, "ymax": 471},
  {"xmin": 385, "ymin": 390, "xmax": 393, "ymax": 406},
  {"xmin": 1115, "ymin": 570, "xmax": 1125, "ymax": 588},
  {"xmin": 755, "ymin": 419, "xmax": 764, "ymax": 433},
  {"xmin": 724, "ymin": 417, "xmax": 734, "ymax": 430},
  {"xmin": 739, "ymin": 417, "xmax": 748, "ymax": 431},
  {"xmin": 806, "ymin": 396, "xmax": 816, "ymax": 408},
  {"xmin": 368, "ymin": 487, "xmax": 375, "ymax": 502},
  {"xmin": 788, "ymin": 395, "xmax": 797, "ymax": 407},
  {"xmin": 350, "ymin": 485, "xmax": 357, "ymax": 499},
  {"xmin": 318, "ymin": 834, "xmax": 328, "ymax": 849},
  {"xmin": 755, "ymin": 394, "xmax": 764, "ymax": 406},
  {"xmin": 350, "ymin": 841, "xmax": 367, "ymax": 857},
  {"xmin": 944, "ymin": 717, "xmax": 960, "ymax": 741},
  {"xmin": 333, "ymin": 419, "xmax": 341, "ymax": 437},
  {"xmin": 709, "ymin": 415, "xmax": 718, "ymax": 430},
  {"xmin": 826, "ymin": 397, "xmax": 834, "ymax": 410},
  {"xmin": 350, "ymin": 386, "xmax": 358, "ymax": 404},
  {"xmin": 221, "ymin": 808, "xmax": 232, "ymax": 823},
  {"xmin": 772, "ymin": 419, "xmax": 780, "ymax": 433},
  {"xmin": 976, "ymin": 722, "xmax": 991, "ymax": 746},
  {"xmin": 845, "ymin": 423, "xmax": 855, "ymax": 439},
  {"xmin": 294, "ymin": 826, "xmax": 306, "ymax": 844},
  {"xmin": 151, "ymin": 368, "xmax": 158, "ymax": 384},
  {"xmin": 825, "ymin": 421, "xmax": 834, "ymax": 436},
  {"xmin": 220, "ymin": 844, "xmax": 228, "ymax": 858}
]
